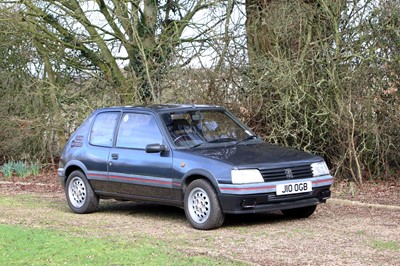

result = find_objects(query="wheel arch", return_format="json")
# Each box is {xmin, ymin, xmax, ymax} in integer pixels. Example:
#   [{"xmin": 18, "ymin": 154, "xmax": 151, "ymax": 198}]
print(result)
[
  {"xmin": 181, "ymin": 169, "xmax": 220, "ymax": 197},
  {"xmin": 62, "ymin": 161, "xmax": 88, "ymax": 186}
]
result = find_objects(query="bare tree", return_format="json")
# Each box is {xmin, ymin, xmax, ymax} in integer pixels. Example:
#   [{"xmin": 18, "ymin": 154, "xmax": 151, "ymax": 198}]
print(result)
[{"xmin": 14, "ymin": 0, "xmax": 225, "ymax": 102}]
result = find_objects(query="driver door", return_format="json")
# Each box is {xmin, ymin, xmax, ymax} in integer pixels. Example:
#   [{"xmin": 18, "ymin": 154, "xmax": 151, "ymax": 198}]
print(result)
[{"xmin": 107, "ymin": 112, "xmax": 174, "ymax": 199}]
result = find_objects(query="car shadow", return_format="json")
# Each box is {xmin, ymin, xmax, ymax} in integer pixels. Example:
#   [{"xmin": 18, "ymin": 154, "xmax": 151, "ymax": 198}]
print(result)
[
  {"xmin": 223, "ymin": 212, "xmax": 289, "ymax": 228},
  {"xmin": 96, "ymin": 199, "xmax": 292, "ymax": 228},
  {"xmin": 97, "ymin": 200, "xmax": 185, "ymax": 220}
]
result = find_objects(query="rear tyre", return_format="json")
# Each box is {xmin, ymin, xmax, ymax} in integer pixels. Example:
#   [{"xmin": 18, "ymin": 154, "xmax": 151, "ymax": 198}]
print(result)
[
  {"xmin": 184, "ymin": 179, "xmax": 225, "ymax": 230},
  {"xmin": 281, "ymin": 205, "xmax": 317, "ymax": 218},
  {"xmin": 66, "ymin": 170, "xmax": 99, "ymax": 214}
]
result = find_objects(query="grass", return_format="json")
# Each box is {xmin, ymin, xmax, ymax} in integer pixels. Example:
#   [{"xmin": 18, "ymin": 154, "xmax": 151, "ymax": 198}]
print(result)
[
  {"xmin": 371, "ymin": 240, "xmax": 400, "ymax": 251},
  {"xmin": 0, "ymin": 224, "xmax": 233, "ymax": 265},
  {"xmin": 0, "ymin": 194, "xmax": 44, "ymax": 208},
  {"xmin": 356, "ymin": 230, "xmax": 366, "ymax": 236}
]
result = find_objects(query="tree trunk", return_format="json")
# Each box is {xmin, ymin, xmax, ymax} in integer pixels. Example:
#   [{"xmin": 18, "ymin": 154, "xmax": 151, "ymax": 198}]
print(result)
[
  {"xmin": 245, "ymin": 0, "xmax": 272, "ymax": 64},
  {"xmin": 245, "ymin": 0, "xmax": 340, "ymax": 63}
]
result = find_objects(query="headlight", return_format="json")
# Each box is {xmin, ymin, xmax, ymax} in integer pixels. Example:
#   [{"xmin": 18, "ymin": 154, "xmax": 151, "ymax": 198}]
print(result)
[
  {"xmin": 311, "ymin": 161, "xmax": 330, "ymax": 176},
  {"xmin": 231, "ymin": 169, "xmax": 264, "ymax": 184}
]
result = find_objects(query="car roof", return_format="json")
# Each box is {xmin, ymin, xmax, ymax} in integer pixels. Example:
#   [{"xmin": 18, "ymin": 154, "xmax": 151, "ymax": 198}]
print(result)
[{"xmin": 94, "ymin": 104, "xmax": 224, "ymax": 114}]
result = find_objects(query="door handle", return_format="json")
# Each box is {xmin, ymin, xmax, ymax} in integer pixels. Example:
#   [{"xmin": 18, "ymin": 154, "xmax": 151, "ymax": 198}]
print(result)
[{"xmin": 111, "ymin": 153, "xmax": 119, "ymax": 160}]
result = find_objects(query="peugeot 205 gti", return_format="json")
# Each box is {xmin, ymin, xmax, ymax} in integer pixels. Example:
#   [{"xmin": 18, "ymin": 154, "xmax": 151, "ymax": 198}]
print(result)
[{"xmin": 58, "ymin": 104, "xmax": 333, "ymax": 230}]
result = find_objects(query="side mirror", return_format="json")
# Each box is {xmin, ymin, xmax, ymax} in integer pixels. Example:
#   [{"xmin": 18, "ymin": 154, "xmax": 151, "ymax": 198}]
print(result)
[{"xmin": 145, "ymin": 144, "xmax": 168, "ymax": 153}]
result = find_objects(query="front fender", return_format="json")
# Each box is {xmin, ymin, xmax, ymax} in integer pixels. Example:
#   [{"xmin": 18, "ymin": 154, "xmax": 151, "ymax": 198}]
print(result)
[{"xmin": 180, "ymin": 169, "xmax": 221, "ymax": 194}]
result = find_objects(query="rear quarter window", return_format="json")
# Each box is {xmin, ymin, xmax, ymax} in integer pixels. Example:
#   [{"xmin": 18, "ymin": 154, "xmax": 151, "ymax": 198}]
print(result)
[{"xmin": 89, "ymin": 112, "xmax": 119, "ymax": 147}]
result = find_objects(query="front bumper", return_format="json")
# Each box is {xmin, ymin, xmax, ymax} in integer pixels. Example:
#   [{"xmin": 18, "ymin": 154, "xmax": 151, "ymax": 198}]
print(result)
[
  {"xmin": 218, "ymin": 175, "xmax": 333, "ymax": 214},
  {"xmin": 220, "ymin": 186, "xmax": 331, "ymax": 214}
]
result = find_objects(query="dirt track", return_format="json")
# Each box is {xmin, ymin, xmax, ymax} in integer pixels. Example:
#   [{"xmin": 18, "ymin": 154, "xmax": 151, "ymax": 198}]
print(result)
[{"xmin": 0, "ymin": 181, "xmax": 399, "ymax": 266}]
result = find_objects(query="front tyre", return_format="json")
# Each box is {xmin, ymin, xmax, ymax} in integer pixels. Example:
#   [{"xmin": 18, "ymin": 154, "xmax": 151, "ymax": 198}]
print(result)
[
  {"xmin": 184, "ymin": 179, "xmax": 225, "ymax": 230},
  {"xmin": 66, "ymin": 170, "xmax": 99, "ymax": 214},
  {"xmin": 281, "ymin": 205, "xmax": 317, "ymax": 218}
]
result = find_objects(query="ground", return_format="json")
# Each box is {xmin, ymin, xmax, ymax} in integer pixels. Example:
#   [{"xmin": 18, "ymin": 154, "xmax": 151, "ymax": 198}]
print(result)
[{"xmin": 0, "ymin": 172, "xmax": 399, "ymax": 265}]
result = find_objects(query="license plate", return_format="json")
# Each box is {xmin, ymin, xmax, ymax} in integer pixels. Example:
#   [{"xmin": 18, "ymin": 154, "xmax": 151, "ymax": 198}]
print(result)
[{"xmin": 276, "ymin": 181, "xmax": 312, "ymax": 195}]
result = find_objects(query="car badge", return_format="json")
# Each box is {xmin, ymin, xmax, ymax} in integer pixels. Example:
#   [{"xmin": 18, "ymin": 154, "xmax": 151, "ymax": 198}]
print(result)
[{"xmin": 285, "ymin": 168, "xmax": 294, "ymax": 179}]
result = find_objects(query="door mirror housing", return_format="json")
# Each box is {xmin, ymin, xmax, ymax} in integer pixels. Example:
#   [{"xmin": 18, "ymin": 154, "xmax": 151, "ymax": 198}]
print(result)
[{"xmin": 145, "ymin": 144, "xmax": 168, "ymax": 153}]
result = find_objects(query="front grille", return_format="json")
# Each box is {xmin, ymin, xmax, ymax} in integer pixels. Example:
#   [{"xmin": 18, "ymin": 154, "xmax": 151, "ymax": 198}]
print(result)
[{"xmin": 259, "ymin": 164, "xmax": 313, "ymax": 182}]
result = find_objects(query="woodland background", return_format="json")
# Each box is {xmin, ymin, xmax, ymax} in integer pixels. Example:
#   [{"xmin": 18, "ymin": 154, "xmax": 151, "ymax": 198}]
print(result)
[{"xmin": 0, "ymin": 0, "xmax": 399, "ymax": 184}]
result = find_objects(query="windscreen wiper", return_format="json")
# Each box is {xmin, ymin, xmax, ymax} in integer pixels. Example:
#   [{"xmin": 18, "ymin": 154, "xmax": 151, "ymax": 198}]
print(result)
[
  {"xmin": 190, "ymin": 137, "xmax": 236, "ymax": 149},
  {"xmin": 190, "ymin": 142, "xmax": 207, "ymax": 149},
  {"xmin": 234, "ymin": 135, "xmax": 258, "ymax": 145}
]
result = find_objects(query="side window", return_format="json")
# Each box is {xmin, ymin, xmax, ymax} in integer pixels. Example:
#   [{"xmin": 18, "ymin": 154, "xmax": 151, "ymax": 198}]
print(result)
[
  {"xmin": 89, "ymin": 112, "xmax": 119, "ymax": 147},
  {"xmin": 116, "ymin": 113, "xmax": 163, "ymax": 149}
]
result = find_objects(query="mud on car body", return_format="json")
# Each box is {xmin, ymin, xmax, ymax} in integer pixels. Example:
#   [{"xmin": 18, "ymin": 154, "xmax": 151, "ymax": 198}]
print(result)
[{"xmin": 58, "ymin": 104, "xmax": 333, "ymax": 230}]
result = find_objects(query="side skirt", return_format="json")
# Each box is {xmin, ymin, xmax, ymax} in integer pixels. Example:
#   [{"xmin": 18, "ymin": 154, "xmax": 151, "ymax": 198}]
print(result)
[{"xmin": 95, "ymin": 190, "xmax": 184, "ymax": 208}]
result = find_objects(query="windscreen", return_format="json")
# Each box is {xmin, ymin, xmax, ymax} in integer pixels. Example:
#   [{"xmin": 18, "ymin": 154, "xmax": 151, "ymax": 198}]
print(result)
[{"xmin": 162, "ymin": 110, "xmax": 254, "ymax": 147}]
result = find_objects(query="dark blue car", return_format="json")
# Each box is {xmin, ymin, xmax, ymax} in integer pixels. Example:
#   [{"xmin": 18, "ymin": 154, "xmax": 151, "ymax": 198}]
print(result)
[{"xmin": 58, "ymin": 104, "xmax": 333, "ymax": 230}]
